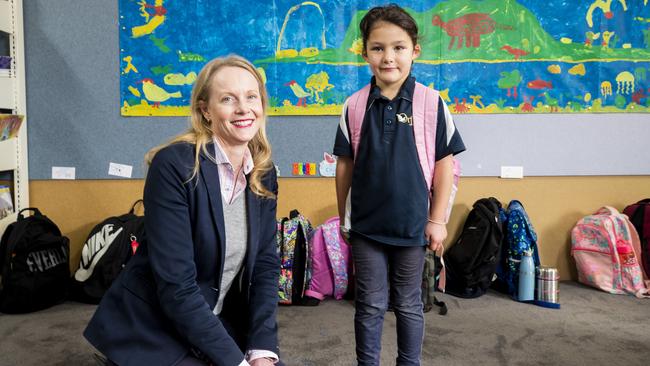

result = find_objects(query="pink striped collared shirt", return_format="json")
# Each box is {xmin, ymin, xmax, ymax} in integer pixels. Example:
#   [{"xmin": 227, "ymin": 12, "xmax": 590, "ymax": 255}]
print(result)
[{"xmin": 213, "ymin": 138, "xmax": 254, "ymax": 205}]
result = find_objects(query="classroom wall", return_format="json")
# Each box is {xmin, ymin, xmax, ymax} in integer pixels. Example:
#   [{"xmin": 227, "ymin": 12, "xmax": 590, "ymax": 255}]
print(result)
[
  {"xmin": 18, "ymin": 0, "xmax": 650, "ymax": 286},
  {"xmin": 30, "ymin": 176, "xmax": 650, "ymax": 282},
  {"xmin": 23, "ymin": 0, "xmax": 650, "ymax": 179}
]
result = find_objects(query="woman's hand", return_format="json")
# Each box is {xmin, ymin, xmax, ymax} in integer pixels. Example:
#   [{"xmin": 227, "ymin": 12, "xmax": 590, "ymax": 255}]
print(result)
[
  {"xmin": 249, "ymin": 357, "xmax": 275, "ymax": 366},
  {"xmin": 425, "ymin": 222, "xmax": 447, "ymax": 252}
]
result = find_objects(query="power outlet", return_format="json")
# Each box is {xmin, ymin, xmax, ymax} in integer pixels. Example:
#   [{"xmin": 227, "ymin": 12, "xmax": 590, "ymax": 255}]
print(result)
[{"xmin": 500, "ymin": 166, "xmax": 524, "ymax": 179}]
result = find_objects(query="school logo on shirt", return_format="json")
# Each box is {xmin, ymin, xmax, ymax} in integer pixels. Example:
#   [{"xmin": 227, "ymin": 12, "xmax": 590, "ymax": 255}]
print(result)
[{"xmin": 396, "ymin": 113, "xmax": 413, "ymax": 126}]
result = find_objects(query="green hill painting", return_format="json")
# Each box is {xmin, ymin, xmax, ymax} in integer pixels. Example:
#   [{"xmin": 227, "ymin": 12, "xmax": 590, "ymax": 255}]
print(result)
[{"xmin": 120, "ymin": 0, "xmax": 650, "ymax": 116}]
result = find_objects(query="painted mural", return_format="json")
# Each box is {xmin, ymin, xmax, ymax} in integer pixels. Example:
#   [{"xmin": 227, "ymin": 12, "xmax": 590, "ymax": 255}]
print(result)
[{"xmin": 119, "ymin": 0, "xmax": 650, "ymax": 116}]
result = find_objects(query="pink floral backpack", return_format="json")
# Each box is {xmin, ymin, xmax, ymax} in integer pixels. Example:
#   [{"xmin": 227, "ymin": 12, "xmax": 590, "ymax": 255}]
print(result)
[
  {"xmin": 305, "ymin": 217, "xmax": 352, "ymax": 300},
  {"xmin": 571, "ymin": 206, "xmax": 650, "ymax": 298}
]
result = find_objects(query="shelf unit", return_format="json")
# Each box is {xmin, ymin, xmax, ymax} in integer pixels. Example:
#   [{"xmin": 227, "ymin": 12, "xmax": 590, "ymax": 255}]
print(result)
[{"xmin": 0, "ymin": 0, "xmax": 28, "ymax": 236}]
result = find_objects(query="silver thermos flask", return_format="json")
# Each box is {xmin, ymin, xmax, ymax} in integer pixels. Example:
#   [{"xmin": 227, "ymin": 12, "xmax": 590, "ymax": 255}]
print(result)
[{"xmin": 535, "ymin": 266, "xmax": 560, "ymax": 308}]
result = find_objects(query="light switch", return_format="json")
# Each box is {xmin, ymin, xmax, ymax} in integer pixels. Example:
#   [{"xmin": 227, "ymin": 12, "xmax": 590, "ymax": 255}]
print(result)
[
  {"xmin": 108, "ymin": 162, "xmax": 133, "ymax": 178},
  {"xmin": 52, "ymin": 166, "xmax": 76, "ymax": 180}
]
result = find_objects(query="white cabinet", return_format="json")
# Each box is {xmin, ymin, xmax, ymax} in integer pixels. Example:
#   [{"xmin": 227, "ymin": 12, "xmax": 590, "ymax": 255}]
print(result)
[{"xmin": 0, "ymin": 0, "xmax": 28, "ymax": 236}]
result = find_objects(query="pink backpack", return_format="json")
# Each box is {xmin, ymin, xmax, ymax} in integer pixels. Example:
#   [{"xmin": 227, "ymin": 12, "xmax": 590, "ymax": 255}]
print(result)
[
  {"xmin": 344, "ymin": 82, "xmax": 460, "ymax": 225},
  {"xmin": 305, "ymin": 217, "xmax": 352, "ymax": 300},
  {"xmin": 571, "ymin": 206, "xmax": 650, "ymax": 298},
  {"xmin": 344, "ymin": 83, "xmax": 460, "ymax": 291}
]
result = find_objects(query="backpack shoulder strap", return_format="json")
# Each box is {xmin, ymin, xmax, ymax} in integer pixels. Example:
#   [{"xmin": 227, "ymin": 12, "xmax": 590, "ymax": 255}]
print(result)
[
  {"xmin": 514, "ymin": 200, "xmax": 538, "ymax": 241},
  {"xmin": 346, "ymin": 84, "xmax": 372, "ymax": 161},
  {"xmin": 347, "ymin": 82, "xmax": 447, "ymax": 191},
  {"xmin": 611, "ymin": 213, "xmax": 650, "ymax": 297},
  {"xmin": 412, "ymin": 82, "xmax": 439, "ymax": 191},
  {"xmin": 297, "ymin": 212, "xmax": 313, "ymax": 240},
  {"xmin": 0, "ymin": 222, "xmax": 16, "ymax": 280},
  {"xmin": 622, "ymin": 214, "xmax": 650, "ymax": 286},
  {"xmin": 508, "ymin": 200, "xmax": 540, "ymax": 264},
  {"xmin": 435, "ymin": 244, "xmax": 446, "ymax": 293},
  {"xmin": 129, "ymin": 199, "xmax": 144, "ymax": 215}
]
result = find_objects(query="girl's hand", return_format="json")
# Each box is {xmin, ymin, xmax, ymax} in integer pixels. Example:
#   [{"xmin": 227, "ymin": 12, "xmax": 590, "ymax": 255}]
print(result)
[
  {"xmin": 249, "ymin": 357, "xmax": 275, "ymax": 366},
  {"xmin": 425, "ymin": 222, "xmax": 447, "ymax": 252},
  {"xmin": 340, "ymin": 225, "xmax": 351, "ymax": 246}
]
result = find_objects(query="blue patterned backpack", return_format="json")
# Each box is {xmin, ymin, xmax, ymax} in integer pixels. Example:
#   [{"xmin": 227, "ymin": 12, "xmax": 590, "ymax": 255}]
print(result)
[
  {"xmin": 276, "ymin": 210, "xmax": 318, "ymax": 305},
  {"xmin": 495, "ymin": 200, "xmax": 541, "ymax": 298}
]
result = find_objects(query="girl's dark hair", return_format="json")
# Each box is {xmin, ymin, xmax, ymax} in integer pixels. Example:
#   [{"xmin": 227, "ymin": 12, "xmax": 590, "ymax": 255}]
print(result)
[{"xmin": 359, "ymin": 4, "xmax": 419, "ymax": 54}]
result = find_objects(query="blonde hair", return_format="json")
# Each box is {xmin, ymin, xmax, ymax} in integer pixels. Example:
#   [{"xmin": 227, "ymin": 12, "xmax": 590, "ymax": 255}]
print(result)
[{"xmin": 145, "ymin": 55, "xmax": 275, "ymax": 199}]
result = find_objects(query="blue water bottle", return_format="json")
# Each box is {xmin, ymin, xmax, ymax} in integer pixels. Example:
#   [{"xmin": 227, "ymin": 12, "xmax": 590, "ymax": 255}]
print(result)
[{"xmin": 518, "ymin": 250, "xmax": 535, "ymax": 302}]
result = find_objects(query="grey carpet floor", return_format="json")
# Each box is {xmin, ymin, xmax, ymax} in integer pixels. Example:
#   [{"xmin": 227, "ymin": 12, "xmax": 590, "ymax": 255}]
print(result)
[{"xmin": 0, "ymin": 281, "xmax": 648, "ymax": 366}]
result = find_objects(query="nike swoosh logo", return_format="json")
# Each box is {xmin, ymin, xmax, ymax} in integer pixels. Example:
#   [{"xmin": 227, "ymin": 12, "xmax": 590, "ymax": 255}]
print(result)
[{"xmin": 74, "ymin": 225, "xmax": 124, "ymax": 282}]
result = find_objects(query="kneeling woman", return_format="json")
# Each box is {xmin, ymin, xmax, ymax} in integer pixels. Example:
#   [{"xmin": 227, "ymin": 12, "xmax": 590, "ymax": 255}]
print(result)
[{"xmin": 85, "ymin": 55, "xmax": 282, "ymax": 366}]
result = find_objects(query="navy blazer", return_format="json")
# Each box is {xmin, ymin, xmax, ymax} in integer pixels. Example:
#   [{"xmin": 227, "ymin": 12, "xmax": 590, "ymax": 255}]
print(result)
[{"xmin": 84, "ymin": 142, "xmax": 280, "ymax": 366}]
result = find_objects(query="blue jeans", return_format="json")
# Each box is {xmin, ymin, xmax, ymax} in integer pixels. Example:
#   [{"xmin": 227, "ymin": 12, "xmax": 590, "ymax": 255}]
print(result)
[{"xmin": 351, "ymin": 235, "xmax": 426, "ymax": 366}]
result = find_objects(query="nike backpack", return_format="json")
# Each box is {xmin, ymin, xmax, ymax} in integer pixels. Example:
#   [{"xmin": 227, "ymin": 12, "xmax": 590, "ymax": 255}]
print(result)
[{"xmin": 70, "ymin": 200, "xmax": 144, "ymax": 304}]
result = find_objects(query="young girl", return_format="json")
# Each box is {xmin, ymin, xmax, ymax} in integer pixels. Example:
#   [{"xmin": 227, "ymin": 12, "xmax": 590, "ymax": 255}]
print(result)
[{"xmin": 333, "ymin": 5, "xmax": 465, "ymax": 365}]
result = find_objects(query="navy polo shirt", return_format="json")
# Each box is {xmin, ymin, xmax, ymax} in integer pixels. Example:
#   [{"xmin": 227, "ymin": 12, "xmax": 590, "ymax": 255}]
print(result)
[{"xmin": 333, "ymin": 76, "xmax": 466, "ymax": 246}]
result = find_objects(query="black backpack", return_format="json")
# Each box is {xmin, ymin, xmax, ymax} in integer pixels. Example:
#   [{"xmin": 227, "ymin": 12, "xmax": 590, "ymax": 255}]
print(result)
[
  {"xmin": 623, "ymin": 199, "xmax": 650, "ymax": 279},
  {"xmin": 444, "ymin": 197, "xmax": 504, "ymax": 298},
  {"xmin": 70, "ymin": 200, "xmax": 145, "ymax": 304},
  {"xmin": 0, "ymin": 208, "xmax": 70, "ymax": 313}
]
